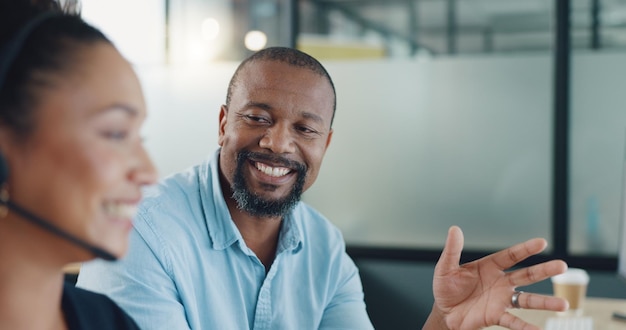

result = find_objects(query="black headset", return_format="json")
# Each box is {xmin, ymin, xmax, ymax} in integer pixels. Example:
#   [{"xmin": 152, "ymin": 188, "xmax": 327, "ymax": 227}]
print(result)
[{"xmin": 0, "ymin": 151, "xmax": 7, "ymax": 185}]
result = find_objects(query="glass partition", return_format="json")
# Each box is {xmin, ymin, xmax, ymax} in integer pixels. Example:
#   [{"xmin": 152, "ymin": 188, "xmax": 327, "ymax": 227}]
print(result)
[
  {"xmin": 299, "ymin": 0, "xmax": 555, "ymax": 250},
  {"xmin": 569, "ymin": 0, "xmax": 626, "ymax": 256}
]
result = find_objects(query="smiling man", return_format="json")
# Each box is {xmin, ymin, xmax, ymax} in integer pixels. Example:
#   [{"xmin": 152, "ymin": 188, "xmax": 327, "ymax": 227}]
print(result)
[
  {"xmin": 77, "ymin": 47, "xmax": 569, "ymax": 330},
  {"xmin": 77, "ymin": 47, "xmax": 373, "ymax": 329},
  {"xmin": 217, "ymin": 57, "xmax": 335, "ymax": 272}
]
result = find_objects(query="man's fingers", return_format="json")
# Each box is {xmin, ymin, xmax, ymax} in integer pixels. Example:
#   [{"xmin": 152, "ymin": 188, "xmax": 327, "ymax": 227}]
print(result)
[
  {"xmin": 487, "ymin": 238, "xmax": 548, "ymax": 271},
  {"xmin": 513, "ymin": 291, "xmax": 569, "ymax": 311},
  {"xmin": 435, "ymin": 226, "xmax": 464, "ymax": 274},
  {"xmin": 507, "ymin": 260, "xmax": 568, "ymax": 287},
  {"xmin": 498, "ymin": 312, "xmax": 540, "ymax": 330}
]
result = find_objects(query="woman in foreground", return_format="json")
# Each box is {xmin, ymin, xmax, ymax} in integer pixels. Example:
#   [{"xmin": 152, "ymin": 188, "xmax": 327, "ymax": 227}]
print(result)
[{"xmin": 0, "ymin": 0, "xmax": 156, "ymax": 328}]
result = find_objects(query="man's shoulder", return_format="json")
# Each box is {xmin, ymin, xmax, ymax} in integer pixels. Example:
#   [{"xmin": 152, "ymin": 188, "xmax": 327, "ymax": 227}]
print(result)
[
  {"xmin": 288, "ymin": 203, "xmax": 354, "ymax": 277},
  {"xmin": 133, "ymin": 161, "xmax": 216, "ymax": 238},
  {"xmin": 292, "ymin": 202, "xmax": 344, "ymax": 242},
  {"xmin": 144, "ymin": 164, "xmax": 204, "ymax": 200},
  {"xmin": 139, "ymin": 161, "xmax": 213, "ymax": 212}
]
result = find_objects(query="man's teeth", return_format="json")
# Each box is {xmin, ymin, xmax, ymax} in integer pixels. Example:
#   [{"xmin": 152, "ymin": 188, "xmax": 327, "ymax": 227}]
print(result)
[
  {"xmin": 255, "ymin": 162, "xmax": 290, "ymax": 177},
  {"xmin": 103, "ymin": 203, "xmax": 137, "ymax": 219}
]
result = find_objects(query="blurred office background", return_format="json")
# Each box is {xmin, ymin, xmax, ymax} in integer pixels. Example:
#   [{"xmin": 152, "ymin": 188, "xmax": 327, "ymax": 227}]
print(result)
[{"xmin": 80, "ymin": 0, "xmax": 626, "ymax": 328}]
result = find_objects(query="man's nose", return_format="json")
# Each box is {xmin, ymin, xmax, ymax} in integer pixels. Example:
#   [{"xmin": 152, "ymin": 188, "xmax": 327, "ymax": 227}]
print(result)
[{"xmin": 259, "ymin": 124, "xmax": 296, "ymax": 154}]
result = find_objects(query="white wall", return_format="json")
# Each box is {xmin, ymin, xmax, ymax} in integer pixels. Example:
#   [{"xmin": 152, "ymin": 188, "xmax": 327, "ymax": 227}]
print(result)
[
  {"xmin": 81, "ymin": 0, "xmax": 165, "ymax": 65},
  {"xmin": 138, "ymin": 64, "xmax": 237, "ymax": 177}
]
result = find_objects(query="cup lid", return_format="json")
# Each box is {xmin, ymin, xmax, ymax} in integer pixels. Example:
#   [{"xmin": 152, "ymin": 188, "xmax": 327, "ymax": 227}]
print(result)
[{"xmin": 551, "ymin": 268, "xmax": 589, "ymax": 284}]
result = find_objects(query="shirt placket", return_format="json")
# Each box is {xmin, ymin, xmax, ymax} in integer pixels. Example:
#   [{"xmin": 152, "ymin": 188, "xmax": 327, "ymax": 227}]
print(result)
[{"xmin": 252, "ymin": 255, "xmax": 280, "ymax": 330}]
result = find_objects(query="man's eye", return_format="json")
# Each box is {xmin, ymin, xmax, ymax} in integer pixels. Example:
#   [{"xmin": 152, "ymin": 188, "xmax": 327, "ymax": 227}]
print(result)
[
  {"xmin": 296, "ymin": 126, "xmax": 318, "ymax": 135},
  {"xmin": 246, "ymin": 115, "xmax": 269, "ymax": 123}
]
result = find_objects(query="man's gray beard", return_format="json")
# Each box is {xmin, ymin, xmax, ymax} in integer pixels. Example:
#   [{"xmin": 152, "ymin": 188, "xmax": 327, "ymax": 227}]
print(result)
[{"xmin": 232, "ymin": 151, "xmax": 306, "ymax": 218}]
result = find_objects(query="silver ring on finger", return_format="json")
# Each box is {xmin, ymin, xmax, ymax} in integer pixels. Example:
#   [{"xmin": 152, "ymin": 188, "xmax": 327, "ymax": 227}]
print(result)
[{"xmin": 511, "ymin": 290, "xmax": 524, "ymax": 309}]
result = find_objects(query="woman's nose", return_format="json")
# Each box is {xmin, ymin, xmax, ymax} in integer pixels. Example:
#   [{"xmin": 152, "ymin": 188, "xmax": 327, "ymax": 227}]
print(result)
[{"xmin": 129, "ymin": 144, "xmax": 158, "ymax": 186}]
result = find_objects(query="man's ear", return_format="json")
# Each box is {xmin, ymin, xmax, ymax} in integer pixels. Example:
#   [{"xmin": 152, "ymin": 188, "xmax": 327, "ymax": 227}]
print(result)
[
  {"xmin": 324, "ymin": 128, "xmax": 333, "ymax": 151},
  {"xmin": 217, "ymin": 105, "xmax": 228, "ymax": 146}
]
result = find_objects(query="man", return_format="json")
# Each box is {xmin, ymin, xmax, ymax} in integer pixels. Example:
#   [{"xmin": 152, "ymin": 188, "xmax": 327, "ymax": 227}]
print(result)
[{"xmin": 77, "ymin": 47, "xmax": 567, "ymax": 329}]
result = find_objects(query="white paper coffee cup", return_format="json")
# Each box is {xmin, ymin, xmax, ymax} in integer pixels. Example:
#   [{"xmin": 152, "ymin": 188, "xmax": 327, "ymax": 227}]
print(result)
[{"xmin": 551, "ymin": 268, "xmax": 589, "ymax": 316}]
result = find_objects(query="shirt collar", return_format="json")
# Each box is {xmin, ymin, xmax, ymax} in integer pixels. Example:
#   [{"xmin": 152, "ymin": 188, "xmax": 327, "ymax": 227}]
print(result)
[{"xmin": 201, "ymin": 149, "xmax": 303, "ymax": 254}]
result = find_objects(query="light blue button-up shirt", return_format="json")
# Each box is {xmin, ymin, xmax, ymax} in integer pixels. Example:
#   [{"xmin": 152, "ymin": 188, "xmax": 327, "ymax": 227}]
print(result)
[{"xmin": 77, "ymin": 149, "xmax": 373, "ymax": 330}]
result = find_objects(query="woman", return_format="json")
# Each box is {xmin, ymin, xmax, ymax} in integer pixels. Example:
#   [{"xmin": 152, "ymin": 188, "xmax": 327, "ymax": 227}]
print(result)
[{"xmin": 0, "ymin": 0, "xmax": 157, "ymax": 328}]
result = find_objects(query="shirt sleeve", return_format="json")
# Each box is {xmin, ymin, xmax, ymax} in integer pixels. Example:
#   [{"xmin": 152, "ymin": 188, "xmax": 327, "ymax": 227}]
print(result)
[
  {"xmin": 318, "ymin": 251, "xmax": 375, "ymax": 329},
  {"xmin": 76, "ymin": 220, "xmax": 192, "ymax": 330}
]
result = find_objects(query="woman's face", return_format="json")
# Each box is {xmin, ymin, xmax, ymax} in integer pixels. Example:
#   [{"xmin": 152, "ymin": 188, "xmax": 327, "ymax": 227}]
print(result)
[{"xmin": 2, "ymin": 42, "xmax": 157, "ymax": 260}]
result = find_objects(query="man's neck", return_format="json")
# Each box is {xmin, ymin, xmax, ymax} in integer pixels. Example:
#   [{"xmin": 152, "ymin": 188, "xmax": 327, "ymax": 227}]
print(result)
[
  {"xmin": 228, "ymin": 204, "xmax": 282, "ymax": 272},
  {"xmin": 218, "ymin": 161, "xmax": 286, "ymax": 271}
]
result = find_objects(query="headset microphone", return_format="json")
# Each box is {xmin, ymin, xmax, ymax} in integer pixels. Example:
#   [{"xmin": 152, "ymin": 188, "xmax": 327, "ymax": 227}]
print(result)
[{"xmin": 0, "ymin": 153, "xmax": 117, "ymax": 261}]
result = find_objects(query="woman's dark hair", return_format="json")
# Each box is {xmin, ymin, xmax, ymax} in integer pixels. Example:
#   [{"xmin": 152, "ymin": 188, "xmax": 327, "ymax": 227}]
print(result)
[{"xmin": 0, "ymin": 0, "xmax": 111, "ymax": 138}]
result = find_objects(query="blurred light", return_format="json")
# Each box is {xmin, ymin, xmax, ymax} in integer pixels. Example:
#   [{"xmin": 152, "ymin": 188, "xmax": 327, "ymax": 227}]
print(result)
[
  {"xmin": 244, "ymin": 30, "xmax": 267, "ymax": 51},
  {"xmin": 201, "ymin": 18, "xmax": 220, "ymax": 41},
  {"xmin": 187, "ymin": 41, "xmax": 206, "ymax": 62}
]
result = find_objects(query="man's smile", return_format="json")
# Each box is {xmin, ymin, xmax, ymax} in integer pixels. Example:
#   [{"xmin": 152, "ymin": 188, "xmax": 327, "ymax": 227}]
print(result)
[{"xmin": 254, "ymin": 161, "xmax": 292, "ymax": 177}]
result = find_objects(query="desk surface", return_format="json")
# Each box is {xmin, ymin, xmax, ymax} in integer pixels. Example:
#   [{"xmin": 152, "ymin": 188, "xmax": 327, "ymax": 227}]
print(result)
[{"xmin": 486, "ymin": 297, "xmax": 626, "ymax": 329}]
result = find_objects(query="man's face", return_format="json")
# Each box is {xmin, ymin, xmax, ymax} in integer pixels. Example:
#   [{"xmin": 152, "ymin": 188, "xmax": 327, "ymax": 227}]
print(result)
[{"xmin": 218, "ymin": 60, "xmax": 334, "ymax": 218}]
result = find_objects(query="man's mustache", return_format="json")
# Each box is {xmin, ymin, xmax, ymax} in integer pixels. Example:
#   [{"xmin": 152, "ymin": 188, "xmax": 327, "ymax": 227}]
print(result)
[{"xmin": 238, "ymin": 151, "xmax": 307, "ymax": 174}]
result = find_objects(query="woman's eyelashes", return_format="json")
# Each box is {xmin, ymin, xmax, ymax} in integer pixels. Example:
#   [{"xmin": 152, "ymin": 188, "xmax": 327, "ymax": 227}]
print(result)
[{"xmin": 100, "ymin": 130, "xmax": 129, "ymax": 141}]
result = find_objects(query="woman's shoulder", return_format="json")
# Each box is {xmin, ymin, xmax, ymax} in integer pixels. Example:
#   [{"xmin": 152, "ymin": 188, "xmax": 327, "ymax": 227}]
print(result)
[{"xmin": 62, "ymin": 283, "xmax": 140, "ymax": 330}]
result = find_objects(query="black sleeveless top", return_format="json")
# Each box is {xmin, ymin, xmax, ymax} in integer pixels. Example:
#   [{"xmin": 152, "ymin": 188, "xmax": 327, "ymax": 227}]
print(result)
[{"xmin": 62, "ymin": 283, "xmax": 140, "ymax": 330}]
